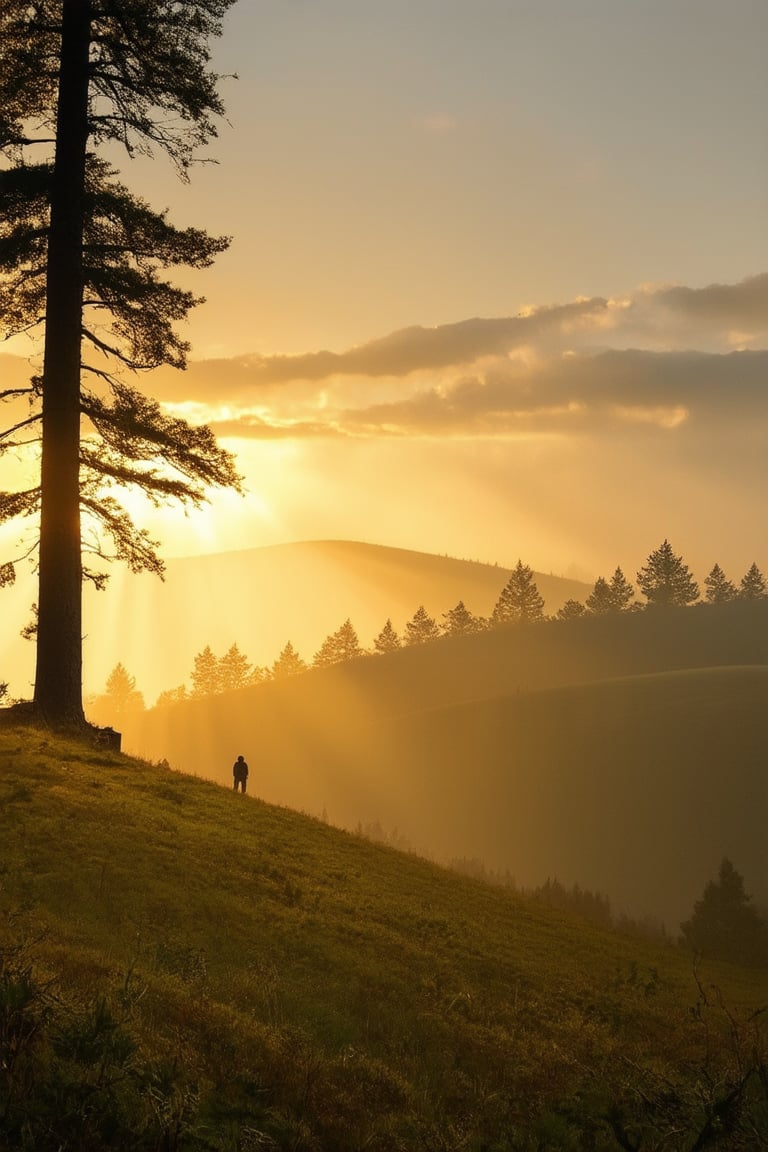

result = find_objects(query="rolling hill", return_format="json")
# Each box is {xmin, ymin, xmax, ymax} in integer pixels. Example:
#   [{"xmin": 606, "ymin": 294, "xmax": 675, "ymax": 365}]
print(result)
[
  {"xmin": 124, "ymin": 601, "xmax": 768, "ymax": 929},
  {"xmin": 1, "ymin": 539, "xmax": 590, "ymax": 702},
  {"xmin": 0, "ymin": 719, "xmax": 766, "ymax": 1149}
]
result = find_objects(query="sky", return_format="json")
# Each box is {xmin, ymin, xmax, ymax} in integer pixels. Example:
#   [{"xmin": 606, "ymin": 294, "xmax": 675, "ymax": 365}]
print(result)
[{"xmin": 2, "ymin": 0, "xmax": 768, "ymax": 583}]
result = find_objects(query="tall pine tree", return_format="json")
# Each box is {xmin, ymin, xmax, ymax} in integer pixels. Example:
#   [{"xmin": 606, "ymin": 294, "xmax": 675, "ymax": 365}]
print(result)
[
  {"xmin": 636, "ymin": 540, "xmax": 699, "ymax": 608},
  {"xmin": 739, "ymin": 562, "xmax": 768, "ymax": 601},
  {"xmin": 271, "ymin": 642, "xmax": 307, "ymax": 679},
  {"xmin": 191, "ymin": 645, "xmax": 221, "ymax": 697},
  {"xmin": 442, "ymin": 600, "xmax": 483, "ymax": 636},
  {"xmin": 314, "ymin": 619, "xmax": 363, "ymax": 666},
  {"xmin": 219, "ymin": 643, "xmax": 252, "ymax": 692},
  {"xmin": 704, "ymin": 563, "xmax": 737, "ymax": 604},
  {"xmin": 404, "ymin": 605, "xmax": 441, "ymax": 645},
  {"xmin": 585, "ymin": 577, "xmax": 614, "ymax": 615},
  {"xmin": 373, "ymin": 619, "xmax": 401, "ymax": 654},
  {"xmin": 491, "ymin": 560, "xmax": 545, "ymax": 625},
  {"xmin": 608, "ymin": 566, "xmax": 635, "ymax": 610},
  {"xmin": 0, "ymin": 1, "xmax": 240, "ymax": 727}
]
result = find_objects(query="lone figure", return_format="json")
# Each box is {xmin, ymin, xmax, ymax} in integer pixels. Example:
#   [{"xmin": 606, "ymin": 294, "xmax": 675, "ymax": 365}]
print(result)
[{"xmin": 232, "ymin": 754, "xmax": 249, "ymax": 794}]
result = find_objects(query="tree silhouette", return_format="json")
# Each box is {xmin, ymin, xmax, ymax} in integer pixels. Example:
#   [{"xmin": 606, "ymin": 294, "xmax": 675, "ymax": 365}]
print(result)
[
  {"xmin": 191, "ymin": 645, "xmax": 220, "ymax": 697},
  {"xmin": 271, "ymin": 642, "xmax": 307, "ymax": 679},
  {"xmin": 585, "ymin": 577, "xmax": 614, "ymax": 615},
  {"xmin": 219, "ymin": 643, "xmax": 252, "ymax": 693},
  {"xmin": 373, "ymin": 619, "xmax": 401, "ymax": 654},
  {"xmin": 442, "ymin": 600, "xmax": 483, "ymax": 636},
  {"xmin": 87, "ymin": 661, "xmax": 144, "ymax": 725},
  {"xmin": 404, "ymin": 605, "xmax": 441, "ymax": 645},
  {"xmin": 556, "ymin": 599, "xmax": 587, "ymax": 621},
  {"xmin": 608, "ymin": 566, "xmax": 635, "ymax": 610},
  {"xmin": 739, "ymin": 562, "xmax": 768, "ymax": 601},
  {"xmin": 491, "ymin": 561, "xmax": 545, "ymax": 625},
  {"xmin": 636, "ymin": 540, "xmax": 699, "ymax": 608},
  {"xmin": 0, "ymin": 1, "xmax": 239, "ymax": 727},
  {"xmin": 586, "ymin": 566, "xmax": 635, "ymax": 614},
  {"xmin": 704, "ymin": 563, "xmax": 737, "ymax": 604},
  {"xmin": 681, "ymin": 858, "xmax": 768, "ymax": 965},
  {"xmin": 314, "ymin": 619, "xmax": 363, "ymax": 666}
]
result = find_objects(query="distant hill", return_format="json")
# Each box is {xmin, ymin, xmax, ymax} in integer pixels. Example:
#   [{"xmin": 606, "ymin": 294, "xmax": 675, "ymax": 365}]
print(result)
[
  {"xmin": 1, "ymin": 720, "xmax": 765, "ymax": 1148},
  {"xmin": 2, "ymin": 539, "xmax": 590, "ymax": 701},
  {"xmin": 125, "ymin": 601, "xmax": 768, "ymax": 927}
]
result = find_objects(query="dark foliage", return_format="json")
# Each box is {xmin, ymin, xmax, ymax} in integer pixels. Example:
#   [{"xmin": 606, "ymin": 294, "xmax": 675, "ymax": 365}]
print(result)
[{"xmin": 681, "ymin": 858, "xmax": 768, "ymax": 967}]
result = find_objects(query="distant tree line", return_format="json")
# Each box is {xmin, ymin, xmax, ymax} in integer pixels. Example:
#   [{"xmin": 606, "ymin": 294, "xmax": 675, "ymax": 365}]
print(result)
[
  {"xmin": 88, "ymin": 540, "xmax": 768, "ymax": 714},
  {"xmin": 451, "ymin": 852, "xmax": 768, "ymax": 962}
]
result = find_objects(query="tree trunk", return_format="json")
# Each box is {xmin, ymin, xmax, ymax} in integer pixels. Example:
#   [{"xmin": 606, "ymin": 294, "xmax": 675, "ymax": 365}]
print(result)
[{"xmin": 34, "ymin": 0, "xmax": 91, "ymax": 727}]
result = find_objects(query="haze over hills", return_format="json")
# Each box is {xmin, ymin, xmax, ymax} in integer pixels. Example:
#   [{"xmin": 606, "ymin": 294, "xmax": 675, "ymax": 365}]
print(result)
[
  {"xmin": 2, "ymin": 540, "xmax": 590, "ymax": 701},
  {"xmin": 125, "ymin": 600, "xmax": 768, "ymax": 928}
]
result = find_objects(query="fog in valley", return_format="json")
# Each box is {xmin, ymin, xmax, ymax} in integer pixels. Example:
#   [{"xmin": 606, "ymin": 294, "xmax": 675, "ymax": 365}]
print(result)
[{"xmin": 106, "ymin": 547, "xmax": 768, "ymax": 933}]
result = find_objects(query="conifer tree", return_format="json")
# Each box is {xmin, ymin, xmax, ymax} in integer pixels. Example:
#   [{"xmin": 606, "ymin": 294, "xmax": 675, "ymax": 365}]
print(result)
[
  {"xmin": 681, "ymin": 858, "xmax": 768, "ymax": 965},
  {"xmin": 314, "ymin": 619, "xmax": 363, "ymax": 667},
  {"xmin": 87, "ymin": 660, "xmax": 144, "ymax": 724},
  {"xmin": 585, "ymin": 577, "xmax": 614, "ymax": 615},
  {"xmin": 404, "ymin": 605, "xmax": 441, "ymax": 645},
  {"xmin": 0, "ymin": 1, "xmax": 240, "ymax": 727},
  {"xmin": 373, "ymin": 618, "xmax": 401, "ymax": 654},
  {"xmin": 491, "ymin": 560, "xmax": 545, "ymax": 625},
  {"xmin": 191, "ymin": 645, "xmax": 220, "ymax": 697},
  {"xmin": 704, "ymin": 563, "xmax": 738, "ymax": 604},
  {"xmin": 636, "ymin": 540, "xmax": 699, "ymax": 608},
  {"xmin": 271, "ymin": 642, "xmax": 307, "ymax": 679},
  {"xmin": 738, "ymin": 562, "xmax": 768, "ymax": 601},
  {"xmin": 556, "ymin": 599, "xmax": 587, "ymax": 621},
  {"xmin": 608, "ymin": 566, "xmax": 635, "ymax": 611},
  {"xmin": 442, "ymin": 600, "xmax": 483, "ymax": 636},
  {"xmin": 219, "ymin": 643, "xmax": 252, "ymax": 692},
  {"xmin": 586, "ymin": 567, "xmax": 635, "ymax": 614}
]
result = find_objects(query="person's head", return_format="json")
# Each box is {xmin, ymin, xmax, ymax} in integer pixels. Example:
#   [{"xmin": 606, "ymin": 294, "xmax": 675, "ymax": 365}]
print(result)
[{"xmin": 237, "ymin": 754, "xmax": 244, "ymax": 761}]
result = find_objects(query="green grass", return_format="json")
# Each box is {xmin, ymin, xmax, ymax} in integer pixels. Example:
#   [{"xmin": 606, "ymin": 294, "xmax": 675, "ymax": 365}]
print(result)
[
  {"xmin": 1, "ymin": 722, "xmax": 767, "ymax": 1150},
  {"xmin": 128, "ymin": 659, "xmax": 768, "ymax": 930}
]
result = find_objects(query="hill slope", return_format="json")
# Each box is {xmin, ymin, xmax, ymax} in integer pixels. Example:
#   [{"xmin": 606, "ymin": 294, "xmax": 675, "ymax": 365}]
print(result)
[
  {"xmin": 126, "ymin": 602, "xmax": 768, "ymax": 926},
  {"xmin": 1, "ymin": 721, "xmax": 766, "ymax": 1149},
  {"xmin": 2, "ymin": 540, "xmax": 589, "ymax": 701}
]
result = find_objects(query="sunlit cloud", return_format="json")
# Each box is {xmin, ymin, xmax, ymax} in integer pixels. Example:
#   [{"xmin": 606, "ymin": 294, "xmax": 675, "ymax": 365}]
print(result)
[
  {"xmin": 196, "ymin": 347, "xmax": 768, "ymax": 443},
  {"xmin": 4, "ymin": 276, "xmax": 768, "ymax": 452},
  {"xmin": 143, "ymin": 274, "xmax": 768, "ymax": 419},
  {"xmin": 612, "ymin": 405, "xmax": 689, "ymax": 430},
  {"xmin": 209, "ymin": 416, "xmax": 349, "ymax": 440}
]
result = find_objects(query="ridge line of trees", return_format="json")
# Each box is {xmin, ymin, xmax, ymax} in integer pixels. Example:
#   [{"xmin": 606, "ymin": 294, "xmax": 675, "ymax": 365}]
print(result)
[{"xmin": 87, "ymin": 540, "xmax": 768, "ymax": 715}]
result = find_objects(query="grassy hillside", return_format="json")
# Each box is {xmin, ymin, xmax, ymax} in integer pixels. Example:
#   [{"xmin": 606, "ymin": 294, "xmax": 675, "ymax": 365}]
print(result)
[
  {"xmin": 1, "ymin": 540, "xmax": 590, "ymax": 702},
  {"xmin": 126, "ymin": 603, "xmax": 768, "ymax": 927},
  {"xmin": 1, "ymin": 721, "xmax": 766, "ymax": 1150}
]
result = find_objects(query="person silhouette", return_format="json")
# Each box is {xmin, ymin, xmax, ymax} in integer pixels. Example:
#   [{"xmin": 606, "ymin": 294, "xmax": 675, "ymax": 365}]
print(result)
[{"xmin": 232, "ymin": 754, "xmax": 249, "ymax": 794}]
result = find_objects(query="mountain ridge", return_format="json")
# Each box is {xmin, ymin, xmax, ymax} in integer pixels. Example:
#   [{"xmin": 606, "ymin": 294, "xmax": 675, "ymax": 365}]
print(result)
[{"xmin": 2, "ymin": 539, "xmax": 590, "ymax": 700}]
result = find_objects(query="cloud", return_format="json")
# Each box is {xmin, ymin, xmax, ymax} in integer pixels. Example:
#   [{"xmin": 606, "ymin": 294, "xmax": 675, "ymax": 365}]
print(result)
[
  {"xmin": 652, "ymin": 273, "xmax": 768, "ymax": 327},
  {"xmin": 149, "ymin": 296, "xmax": 615, "ymax": 401},
  {"xmin": 147, "ymin": 273, "xmax": 768, "ymax": 410},
  {"xmin": 185, "ymin": 347, "xmax": 768, "ymax": 443},
  {"xmin": 9, "ymin": 276, "xmax": 768, "ymax": 448},
  {"xmin": 333, "ymin": 349, "xmax": 768, "ymax": 439},
  {"xmin": 209, "ymin": 415, "xmax": 349, "ymax": 440}
]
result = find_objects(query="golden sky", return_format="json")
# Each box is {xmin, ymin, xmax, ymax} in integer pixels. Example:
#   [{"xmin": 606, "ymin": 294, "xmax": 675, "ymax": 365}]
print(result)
[{"xmin": 2, "ymin": 0, "xmax": 767, "ymax": 583}]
